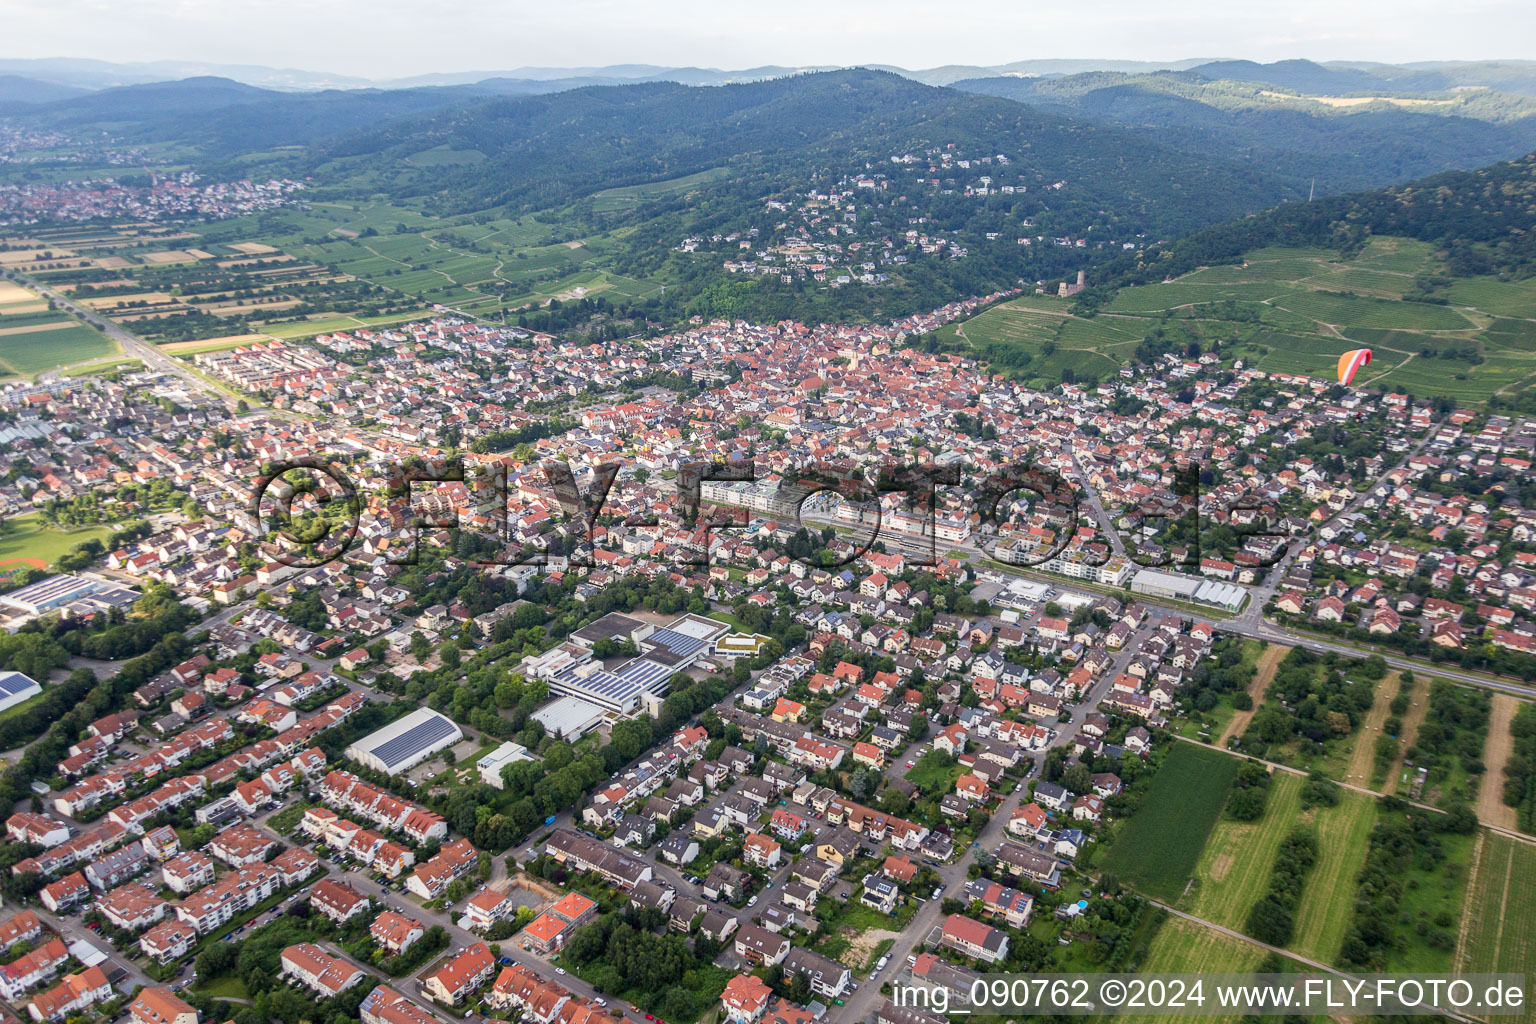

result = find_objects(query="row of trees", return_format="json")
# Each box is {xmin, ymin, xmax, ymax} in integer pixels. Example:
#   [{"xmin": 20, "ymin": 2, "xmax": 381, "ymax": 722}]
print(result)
[
  {"xmin": 1244, "ymin": 828, "xmax": 1319, "ymax": 945},
  {"xmin": 1502, "ymin": 701, "xmax": 1536, "ymax": 831}
]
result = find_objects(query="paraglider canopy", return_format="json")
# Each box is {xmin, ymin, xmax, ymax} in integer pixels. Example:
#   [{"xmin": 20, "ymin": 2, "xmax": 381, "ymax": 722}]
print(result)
[{"xmin": 1337, "ymin": 348, "xmax": 1372, "ymax": 386}]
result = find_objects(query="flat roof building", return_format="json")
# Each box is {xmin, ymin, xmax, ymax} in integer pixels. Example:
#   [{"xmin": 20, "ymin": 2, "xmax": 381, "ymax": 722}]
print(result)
[
  {"xmin": 0, "ymin": 671, "xmax": 41, "ymax": 715},
  {"xmin": 1130, "ymin": 569, "xmax": 1246, "ymax": 611},
  {"xmin": 570, "ymin": 612, "xmax": 653, "ymax": 649},
  {"xmin": 530, "ymin": 696, "xmax": 606, "ymax": 740},
  {"xmin": 0, "ymin": 574, "xmax": 136, "ymax": 615},
  {"xmin": 477, "ymin": 742, "xmax": 534, "ymax": 789},
  {"xmin": 345, "ymin": 708, "xmax": 463, "ymax": 774}
]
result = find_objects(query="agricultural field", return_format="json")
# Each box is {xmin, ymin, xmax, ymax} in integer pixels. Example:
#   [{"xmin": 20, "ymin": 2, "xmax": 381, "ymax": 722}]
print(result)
[
  {"xmin": 0, "ymin": 197, "xmax": 669, "ymax": 350},
  {"xmin": 946, "ymin": 236, "xmax": 1536, "ymax": 404},
  {"xmin": 930, "ymin": 293, "xmax": 1125, "ymax": 387},
  {"xmin": 0, "ymin": 278, "xmax": 119, "ymax": 377},
  {"xmin": 1235, "ymin": 650, "xmax": 1384, "ymax": 781},
  {"xmin": 1100, "ymin": 743, "xmax": 1240, "ymax": 902},
  {"xmin": 1383, "ymin": 822, "xmax": 1476, "ymax": 974},
  {"xmin": 1111, "ymin": 916, "xmax": 1267, "ymax": 1024},
  {"xmin": 1183, "ymin": 772, "xmax": 1304, "ymax": 930},
  {"xmin": 1459, "ymin": 831, "xmax": 1536, "ymax": 1023},
  {"xmin": 589, "ymin": 167, "xmax": 731, "ymax": 212},
  {"xmin": 1288, "ymin": 788, "xmax": 1377, "ymax": 964}
]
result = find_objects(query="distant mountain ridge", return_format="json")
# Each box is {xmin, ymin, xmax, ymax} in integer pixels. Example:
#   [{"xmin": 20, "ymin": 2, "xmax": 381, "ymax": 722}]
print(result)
[
  {"xmin": 310, "ymin": 68, "xmax": 1296, "ymax": 235},
  {"xmin": 12, "ymin": 55, "xmax": 1536, "ymax": 96},
  {"xmin": 0, "ymin": 55, "xmax": 1224, "ymax": 92},
  {"xmin": 0, "ymin": 73, "xmax": 88, "ymax": 106},
  {"xmin": 951, "ymin": 65, "xmax": 1536, "ymax": 194}
]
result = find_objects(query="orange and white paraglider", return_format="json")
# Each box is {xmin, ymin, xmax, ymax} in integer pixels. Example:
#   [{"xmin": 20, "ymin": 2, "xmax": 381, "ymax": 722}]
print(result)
[{"xmin": 1337, "ymin": 347, "xmax": 1372, "ymax": 386}]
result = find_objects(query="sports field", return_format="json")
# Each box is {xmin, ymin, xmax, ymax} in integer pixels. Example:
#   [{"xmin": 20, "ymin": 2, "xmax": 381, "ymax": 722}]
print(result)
[
  {"xmin": 0, "ymin": 518, "xmax": 114, "ymax": 567},
  {"xmin": 1100, "ymin": 743, "xmax": 1240, "ymax": 902}
]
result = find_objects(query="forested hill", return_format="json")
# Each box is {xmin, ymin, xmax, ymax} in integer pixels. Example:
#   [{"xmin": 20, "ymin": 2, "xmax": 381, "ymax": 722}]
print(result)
[
  {"xmin": 953, "ymin": 71, "xmax": 1536, "ymax": 194},
  {"xmin": 313, "ymin": 68, "xmax": 1297, "ymax": 234},
  {"xmin": 1075, "ymin": 151, "xmax": 1536, "ymax": 306}
]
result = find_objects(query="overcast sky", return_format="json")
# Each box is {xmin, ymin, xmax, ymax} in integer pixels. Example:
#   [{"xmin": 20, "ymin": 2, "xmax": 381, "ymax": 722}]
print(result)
[{"xmin": 3, "ymin": 0, "xmax": 1533, "ymax": 79}]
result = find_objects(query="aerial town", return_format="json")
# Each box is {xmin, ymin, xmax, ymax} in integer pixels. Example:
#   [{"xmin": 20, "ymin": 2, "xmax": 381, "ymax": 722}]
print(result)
[
  {"xmin": 695, "ymin": 146, "xmax": 1142, "ymax": 286},
  {"xmin": 0, "ymin": 264, "xmax": 1531, "ymax": 1024},
  {"xmin": 0, "ymin": 174, "xmax": 305, "ymax": 228}
]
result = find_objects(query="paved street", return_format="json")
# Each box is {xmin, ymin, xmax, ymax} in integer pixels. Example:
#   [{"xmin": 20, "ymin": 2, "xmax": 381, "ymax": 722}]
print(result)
[{"xmin": 838, "ymin": 613, "xmax": 1160, "ymax": 1024}]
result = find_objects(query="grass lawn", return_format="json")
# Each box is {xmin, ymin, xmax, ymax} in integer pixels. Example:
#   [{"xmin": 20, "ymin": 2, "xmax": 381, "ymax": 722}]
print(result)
[
  {"xmin": 1459, "ymin": 831, "xmax": 1536, "ymax": 1023},
  {"xmin": 0, "ymin": 688, "xmax": 47, "ymax": 724},
  {"xmin": 267, "ymin": 800, "xmax": 314, "ymax": 836},
  {"xmin": 1183, "ymin": 772, "xmax": 1304, "ymax": 930},
  {"xmin": 0, "ymin": 518, "xmax": 114, "ymax": 568},
  {"xmin": 1099, "ymin": 744, "xmax": 1240, "ymax": 902},
  {"xmin": 1288, "ymin": 788, "xmax": 1377, "ymax": 965},
  {"xmin": 905, "ymin": 749, "xmax": 963, "ymax": 797},
  {"xmin": 196, "ymin": 975, "xmax": 250, "ymax": 1000}
]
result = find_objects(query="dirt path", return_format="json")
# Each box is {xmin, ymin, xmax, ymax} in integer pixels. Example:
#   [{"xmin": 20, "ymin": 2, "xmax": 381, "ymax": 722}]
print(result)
[
  {"xmin": 1478, "ymin": 694, "xmax": 1522, "ymax": 830},
  {"xmin": 1220, "ymin": 644, "xmax": 1289, "ymax": 745},
  {"xmin": 1345, "ymin": 672, "xmax": 1398, "ymax": 788},
  {"xmin": 1454, "ymin": 830, "xmax": 1486, "ymax": 972},
  {"xmin": 1384, "ymin": 680, "xmax": 1431, "ymax": 795}
]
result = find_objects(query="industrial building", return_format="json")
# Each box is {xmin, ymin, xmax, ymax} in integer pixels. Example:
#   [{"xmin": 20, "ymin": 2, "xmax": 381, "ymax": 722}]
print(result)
[
  {"xmin": 344, "ymin": 708, "xmax": 463, "ymax": 774},
  {"xmin": 0, "ymin": 671, "xmax": 41, "ymax": 715},
  {"xmin": 530, "ymin": 696, "xmax": 607, "ymax": 739},
  {"xmin": 527, "ymin": 613, "xmax": 727, "ymax": 715},
  {"xmin": 0, "ymin": 574, "xmax": 138, "ymax": 631},
  {"xmin": 1129, "ymin": 569, "xmax": 1246, "ymax": 611}
]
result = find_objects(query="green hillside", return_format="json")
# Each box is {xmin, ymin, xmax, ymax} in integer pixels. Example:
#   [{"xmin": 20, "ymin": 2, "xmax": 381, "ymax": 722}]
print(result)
[{"xmin": 934, "ymin": 235, "xmax": 1536, "ymax": 404}]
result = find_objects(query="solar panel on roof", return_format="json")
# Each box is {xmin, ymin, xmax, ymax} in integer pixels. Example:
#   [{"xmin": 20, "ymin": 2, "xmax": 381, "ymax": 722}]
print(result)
[
  {"xmin": 0, "ymin": 672, "xmax": 38, "ymax": 699},
  {"xmin": 368, "ymin": 714, "xmax": 459, "ymax": 770},
  {"xmin": 648, "ymin": 628, "xmax": 709, "ymax": 659},
  {"xmin": 549, "ymin": 656, "xmax": 676, "ymax": 710},
  {"xmin": 616, "ymin": 659, "xmax": 672, "ymax": 688}
]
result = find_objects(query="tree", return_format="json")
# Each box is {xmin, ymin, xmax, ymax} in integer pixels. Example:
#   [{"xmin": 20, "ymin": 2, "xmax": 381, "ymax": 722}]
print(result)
[
  {"xmin": 410, "ymin": 632, "xmax": 431, "ymax": 661},
  {"xmin": 1062, "ymin": 763, "xmax": 1093, "ymax": 796}
]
